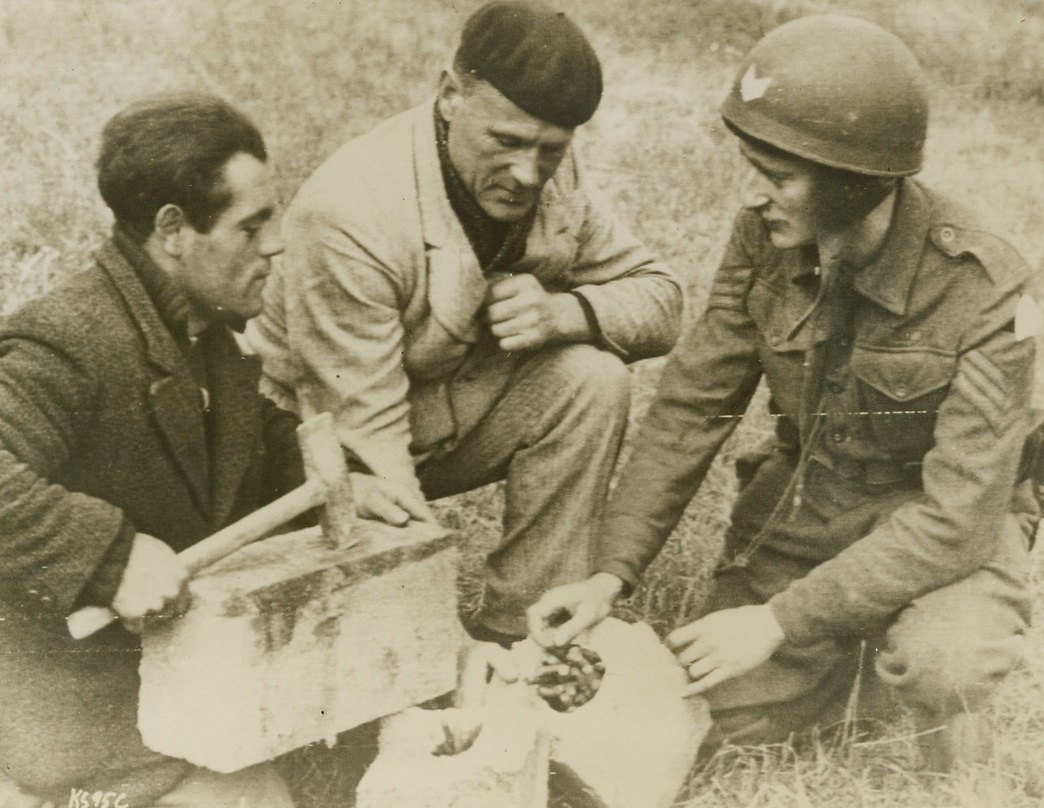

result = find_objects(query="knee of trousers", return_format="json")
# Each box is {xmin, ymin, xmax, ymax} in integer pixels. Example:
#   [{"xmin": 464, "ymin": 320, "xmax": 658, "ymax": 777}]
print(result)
[
  {"xmin": 874, "ymin": 602, "xmax": 1028, "ymax": 716},
  {"xmin": 542, "ymin": 344, "xmax": 631, "ymax": 422}
]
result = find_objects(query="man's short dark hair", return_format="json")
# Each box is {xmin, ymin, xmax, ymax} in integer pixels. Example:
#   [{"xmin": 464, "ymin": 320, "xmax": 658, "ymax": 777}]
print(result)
[{"xmin": 97, "ymin": 92, "xmax": 267, "ymax": 241}]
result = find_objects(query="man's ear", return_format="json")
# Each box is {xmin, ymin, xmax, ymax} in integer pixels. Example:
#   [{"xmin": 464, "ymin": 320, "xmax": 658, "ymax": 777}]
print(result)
[
  {"xmin": 154, "ymin": 204, "xmax": 187, "ymax": 258},
  {"xmin": 436, "ymin": 70, "xmax": 465, "ymax": 123}
]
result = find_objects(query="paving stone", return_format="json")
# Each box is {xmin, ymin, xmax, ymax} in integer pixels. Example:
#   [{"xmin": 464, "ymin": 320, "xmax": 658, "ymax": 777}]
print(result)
[
  {"xmin": 511, "ymin": 618, "xmax": 711, "ymax": 808},
  {"xmin": 355, "ymin": 696, "xmax": 549, "ymax": 808},
  {"xmin": 138, "ymin": 521, "xmax": 464, "ymax": 773}
]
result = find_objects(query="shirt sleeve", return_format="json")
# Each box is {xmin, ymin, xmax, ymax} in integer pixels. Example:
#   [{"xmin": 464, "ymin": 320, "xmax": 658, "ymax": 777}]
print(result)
[
  {"xmin": 596, "ymin": 215, "xmax": 765, "ymax": 588},
  {"xmin": 769, "ymin": 305, "xmax": 1035, "ymax": 645}
]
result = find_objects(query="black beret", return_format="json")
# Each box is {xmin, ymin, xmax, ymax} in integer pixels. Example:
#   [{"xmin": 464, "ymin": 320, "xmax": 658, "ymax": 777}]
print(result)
[{"xmin": 455, "ymin": 1, "xmax": 602, "ymax": 129}]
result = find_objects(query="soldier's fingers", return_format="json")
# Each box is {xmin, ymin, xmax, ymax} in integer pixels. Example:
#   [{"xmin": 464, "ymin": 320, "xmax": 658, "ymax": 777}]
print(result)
[
  {"xmin": 498, "ymin": 332, "xmax": 540, "ymax": 353},
  {"xmin": 665, "ymin": 621, "xmax": 704, "ymax": 651},
  {"xmin": 674, "ymin": 638, "xmax": 712, "ymax": 668},
  {"xmin": 682, "ymin": 667, "xmax": 728, "ymax": 698},
  {"xmin": 549, "ymin": 612, "xmax": 594, "ymax": 649},
  {"xmin": 684, "ymin": 655, "xmax": 718, "ymax": 682}
]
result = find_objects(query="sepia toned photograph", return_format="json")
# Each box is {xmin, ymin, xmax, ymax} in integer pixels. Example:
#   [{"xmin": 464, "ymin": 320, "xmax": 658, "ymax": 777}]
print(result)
[{"xmin": 1, "ymin": 0, "xmax": 1043, "ymax": 806}]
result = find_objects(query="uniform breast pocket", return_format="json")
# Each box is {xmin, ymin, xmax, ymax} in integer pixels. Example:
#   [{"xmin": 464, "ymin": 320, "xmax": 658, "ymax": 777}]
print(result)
[{"xmin": 850, "ymin": 345, "xmax": 956, "ymax": 455}]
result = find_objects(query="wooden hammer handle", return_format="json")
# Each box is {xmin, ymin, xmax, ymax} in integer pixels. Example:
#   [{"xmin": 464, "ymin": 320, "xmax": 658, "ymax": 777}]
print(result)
[
  {"xmin": 66, "ymin": 479, "xmax": 324, "ymax": 640},
  {"xmin": 177, "ymin": 479, "xmax": 323, "ymax": 575}
]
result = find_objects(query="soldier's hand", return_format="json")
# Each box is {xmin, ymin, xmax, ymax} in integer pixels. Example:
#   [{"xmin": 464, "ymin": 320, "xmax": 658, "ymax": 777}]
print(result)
[
  {"xmin": 111, "ymin": 533, "xmax": 189, "ymax": 633},
  {"xmin": 486, "ymin": 274, "xmax": 586, "ymax": 352},
  {"xmin": 526, "ymin": 573, "xmax": 623, "ymax": 649},
  {"xmin": 666, "ymin": 604, "xmax": 785, "ymax": 697},
  {"xmin": 350, "ymin": 472, "xmax": 437, "ymax": 526}
]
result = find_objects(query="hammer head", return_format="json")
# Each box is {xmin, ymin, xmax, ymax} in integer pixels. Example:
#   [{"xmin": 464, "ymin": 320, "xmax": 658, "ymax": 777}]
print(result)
[{"xmin": 297, "ymin": 412, "xmax": 355, "ymax": 548}]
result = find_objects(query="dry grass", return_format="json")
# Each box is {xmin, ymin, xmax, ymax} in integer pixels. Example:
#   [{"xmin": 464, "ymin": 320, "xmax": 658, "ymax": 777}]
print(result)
[{"xmin": 2, "ymin": 0, "xmax": 1043, "ymax": 805}]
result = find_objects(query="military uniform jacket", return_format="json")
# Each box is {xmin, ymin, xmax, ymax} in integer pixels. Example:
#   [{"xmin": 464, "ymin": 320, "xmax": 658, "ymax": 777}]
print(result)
[
  {"xmin": 0, "ymin": 240, "xmax": 304, "ymax": 802},
  {"xmin": 598, "ymin": 180, "xmax": 1036, "ymax": 647},
  {"xmin": 247, "ymin": 103, "xmax": 682, "ymax": 489}
]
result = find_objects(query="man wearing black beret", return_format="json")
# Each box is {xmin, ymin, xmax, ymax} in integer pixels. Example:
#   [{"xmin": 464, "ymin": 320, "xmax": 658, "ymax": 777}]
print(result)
[{"xmin": 249, "ymin": 1, "xmax": 682, "ymax": 642}]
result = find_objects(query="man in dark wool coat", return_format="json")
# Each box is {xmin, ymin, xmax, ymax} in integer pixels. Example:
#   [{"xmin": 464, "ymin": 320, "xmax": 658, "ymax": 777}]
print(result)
[{"xmin": 0, "ymin": 93, "xmax": 410, "ymax": 808}]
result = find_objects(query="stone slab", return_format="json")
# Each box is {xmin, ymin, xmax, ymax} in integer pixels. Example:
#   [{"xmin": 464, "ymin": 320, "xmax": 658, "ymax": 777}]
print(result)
[
  {"xmin": 139, "ymin": 521, "xmax": 465, "ymax": 772},
  {"xmin": 355, "ymin": 698, "xmax": 549, "ymax": 808},
  {"xmin": 509, "ymin": 618, "xmax": 711, "ymax": 808}
]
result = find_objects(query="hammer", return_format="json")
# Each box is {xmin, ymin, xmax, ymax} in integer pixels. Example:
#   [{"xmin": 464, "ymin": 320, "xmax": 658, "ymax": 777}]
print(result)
[{"xmin": 66, "ymin": 412, "xmax": 354, "ymax": 640}]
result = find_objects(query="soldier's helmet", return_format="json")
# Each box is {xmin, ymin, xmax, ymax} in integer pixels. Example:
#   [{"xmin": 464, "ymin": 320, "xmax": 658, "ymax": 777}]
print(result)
[{"xmin": 721, "ymin": 15, "xmax": 929, "ymax": 176}]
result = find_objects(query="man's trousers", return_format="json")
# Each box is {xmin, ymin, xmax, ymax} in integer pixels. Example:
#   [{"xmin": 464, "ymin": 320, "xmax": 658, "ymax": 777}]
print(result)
[
  {"xmin": 700, "ymin": 450, "xmax": 1032, "ymax": 747},
  {"xmin": 417, "ymin": 343, "xmax": 631, "ymax": 637}
]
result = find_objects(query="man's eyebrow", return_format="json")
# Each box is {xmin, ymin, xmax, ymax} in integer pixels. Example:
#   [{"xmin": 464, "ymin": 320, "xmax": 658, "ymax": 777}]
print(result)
[
  {"xmin": 238, "ymin": 206, "xmax": 275, "ymax": 227},
  {"xmin": 740, "ymin": 146, "xmax": 787, "ymax": 176},
  {"xmin": 489, "ymin": 128, "xmax": 531, "ymax": 144},
  {"xmin": 748, "ymin": 155, "xmax": 788, "ymax": 178}
]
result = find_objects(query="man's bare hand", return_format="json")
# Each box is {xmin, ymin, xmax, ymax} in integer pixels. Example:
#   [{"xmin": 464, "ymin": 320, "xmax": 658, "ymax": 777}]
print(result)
[
  {"xmin": 486, "ymin": 274, "xmax": 587, "ymax": 352},
  {"xmin": 526, "ymin": 573, "xmax": 623, "ymax": 648},
  {"xmin": 111, "ymin": 533, "xmax": 189, "ymax": 633},
  {"xmin": 351, "ymin": 472, "xmax": 436, "ymax": 526},
  {"xmin": 666, "ymin": 604, "xmax": 786, "ymax": 697}
]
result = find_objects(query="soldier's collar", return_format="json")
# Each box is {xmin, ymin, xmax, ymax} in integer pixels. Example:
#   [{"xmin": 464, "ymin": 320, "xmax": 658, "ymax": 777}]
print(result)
[{"xmin": 849, "ymin": 180, "xmax": 929, "ymax": 316}]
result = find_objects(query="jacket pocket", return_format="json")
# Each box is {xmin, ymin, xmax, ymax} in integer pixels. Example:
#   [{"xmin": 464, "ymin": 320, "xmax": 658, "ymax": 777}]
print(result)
[{"xmin": 850, "ymin": 345, "xmax": 956, "ymax": 455}]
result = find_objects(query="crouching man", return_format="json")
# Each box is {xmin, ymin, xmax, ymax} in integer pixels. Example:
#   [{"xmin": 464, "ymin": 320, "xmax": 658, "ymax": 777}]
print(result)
[
  {"xmin": 530, "ymin": 16, "xmax": 1039, "ymax": 772},
  {"xmin": 247, "ymin": 1, "xmax": 682, "ymax": 644},
  {"xmin": 0, "ymin": 93, "xmax": 406, "ymax": 807}
]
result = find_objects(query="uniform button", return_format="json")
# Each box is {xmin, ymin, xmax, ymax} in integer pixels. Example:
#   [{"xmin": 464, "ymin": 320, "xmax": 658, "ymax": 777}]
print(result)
[
  {"xmin": 27, "ymin": 588, "xmax": 38, "ymax": 597},
  {"xmin": 894, "ymin": 385, "xmax": 909, "ymax": 399},
  {"xmin": 829, "ymin": 382, "xmax": 844, "ymax": 394},
  {"xmin": 939, "ymin": 226, "xmax": 955, "ymax": 243},
  {"xmin": 769, "ymin": 335, "xmax": 781, "ymax": 346},
  {"xmin": 40, "ymin": 595, "xmax": 52, "ymax": 605},
  {"xmin": 831, "ymin": 428, "xmax": 847, "ymax": 443}
]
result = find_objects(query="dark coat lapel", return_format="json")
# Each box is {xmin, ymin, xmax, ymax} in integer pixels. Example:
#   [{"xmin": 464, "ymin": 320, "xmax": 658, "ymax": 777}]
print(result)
[
  {"xmin": 204, "ymin": 330, "xmax": 264, "ymax": 527},
  {"xmin": 94, "ymin": 242, "xmax": 212, "ymax": 515}
]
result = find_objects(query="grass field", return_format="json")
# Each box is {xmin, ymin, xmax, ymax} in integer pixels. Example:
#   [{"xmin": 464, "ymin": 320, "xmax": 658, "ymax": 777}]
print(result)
[{"xmin": 3, "ymin": 0, "xmax": 1044, "ymax": 805}]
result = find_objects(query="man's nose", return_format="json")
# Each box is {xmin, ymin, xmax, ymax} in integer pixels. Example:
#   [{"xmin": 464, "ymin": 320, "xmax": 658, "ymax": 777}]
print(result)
[
  {"xmin": 509, "ymin": 148, "xmax": 541, "ymax": 188},
  {"xmin": 740, "ymin": 169, "xmax": 772, "ymax": 210}
]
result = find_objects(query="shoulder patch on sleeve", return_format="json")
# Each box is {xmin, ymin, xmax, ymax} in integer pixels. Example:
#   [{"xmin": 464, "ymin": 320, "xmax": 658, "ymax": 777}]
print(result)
[{"xmin": 1015, "ymin": 294, "xmax": 1042, "ymax": 341}]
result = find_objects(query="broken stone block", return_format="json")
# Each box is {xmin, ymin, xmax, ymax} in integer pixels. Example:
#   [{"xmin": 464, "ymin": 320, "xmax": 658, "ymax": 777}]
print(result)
[
  {"xmin": 138, "ymin": 521, "xmax": 465, "ymax": 773},
  {"xmin": 355, "ymin": 697, "xmax": 549, "ymax": 808},
  {"xmin": 511, "ymin": 618, "xmax": 711, "ymax": 808}
]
